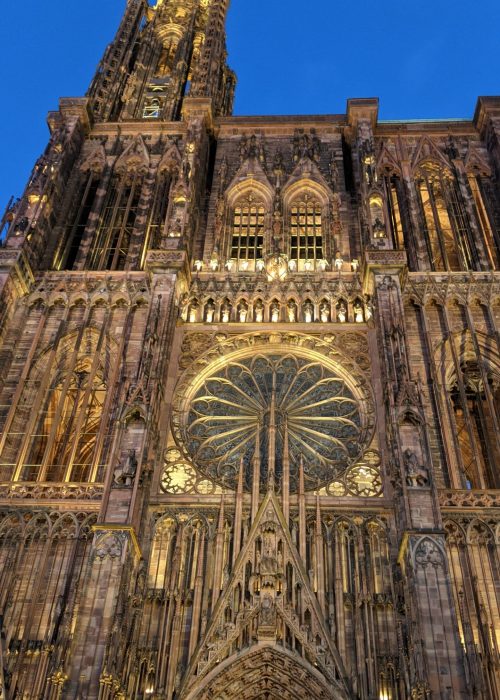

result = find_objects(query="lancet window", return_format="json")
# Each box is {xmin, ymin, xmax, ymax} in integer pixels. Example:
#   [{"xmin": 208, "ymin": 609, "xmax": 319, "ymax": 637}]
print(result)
[
  {"xmin": 25, "ymin": 361, "xmax": 107, "ymax": 483},
  {"xmin": 0, "ymin": 325, "xmax": 115, "ymax": 485},
  {"xmin": 145, "ymin": 170, "xmax": 172, "ymax": 252},
  {"xmin": 416, "ymin": 165, "xmax": 477, "ymax": 271},
  {"xmin": 467, "ymin": 175, "xmax": 500, "ymax": 269},
  {"xmin": 58, "ymin": 174, "xmax": 100, "ymax": 270},
  {"xmin": 143, "ymin": 97, "xmax": 161, "ymax": 119},
  {"xmin": 89, "ymin": 175, "xmax": 142, "ymax": 270},
  {"xmin": 449, "ymin": 361, "xmax": 500, "ymax": 489},
  {"xmin": 230, "ymin": 194, "xmax": 265, "ymax": 269},
  {"xmin": 383, "ymin": 175, "xmax": 405, "ymax": 250},
  {"xmin": 289, "ymin": 194, "xmax": 323, "ymax": 268}
]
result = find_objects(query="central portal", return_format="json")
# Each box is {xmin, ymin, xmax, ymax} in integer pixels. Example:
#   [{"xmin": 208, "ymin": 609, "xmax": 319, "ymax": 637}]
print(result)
[{"xmin": 182, "ymin": 644, "xmax": 347, "ymax": 700}]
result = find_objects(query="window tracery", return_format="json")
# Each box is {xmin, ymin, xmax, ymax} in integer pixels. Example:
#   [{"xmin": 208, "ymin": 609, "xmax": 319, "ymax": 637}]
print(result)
[
  {"xmin": 289, "ymin": 194, "xmax": 323, "ymax": 269},
  {"xmin": 230, "ymin": 194, "xmax": 265, "ymax": 270},
  {"xmin": 89, "ymin": 174, "xmax": 143, "ymax": 270},
  {"xmin": 58, "ymin": 174, "xmax": 100, "ymax": 271},
  {"xmin": 467, "ymin": 175, "xmax": 500, "ymax": 269},
  {"xmin": 25, "ymin": 361, "xmax": 107, "ymax": 483},
  {"xmin": 176, "ymin": 351, "xmax": 370, "ymax": 492},
  {"xmin": 450, "ymin": 361, "xmax": 500, "ymax": 489},
  {"xmin": 416, "ymin": 164, "xmax": 478, "ymax": 271}
]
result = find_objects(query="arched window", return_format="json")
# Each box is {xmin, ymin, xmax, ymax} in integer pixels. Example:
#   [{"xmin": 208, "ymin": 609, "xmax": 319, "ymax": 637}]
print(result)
[
  {"xmin": 467, "ymin": 174, "xmax": 500, "ymax": 269},
  {"xmin": 383, "ymin": 175, "xmax": 405, "ymax": 249},
  {"xmin": 230, "ymin": 194, "xmax": 265, "ymax": 269},
  {"xmin": 57, "ymin": 174, "xmax": 100, "ymax": 270},
  {"xmin": 25, "ymin": 360, "xmax": 107, "ymax": 483},
  {"xmin": 450, "ymin": 361, "xmax": 500, "ymax": 489},
  {"xmin": 289, "ymin": 194, "xmax": 323, "ymax": 269},
  {"xmin": 416, "ymin": 165, "xmax": 477, "ymax": 271},
  {"xmin": 89, "ymin": 174, "xmax": 142, "ymax": 270}
]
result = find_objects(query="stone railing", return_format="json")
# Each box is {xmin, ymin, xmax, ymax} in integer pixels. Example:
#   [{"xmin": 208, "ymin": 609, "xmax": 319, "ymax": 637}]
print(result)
[
  {"xmin": 439, "ymin": 489, "xmax": 500, "ymax": 509},
  {"xmin": 0, "ymin": 481, "xmax": 104, "ymax": 501}
]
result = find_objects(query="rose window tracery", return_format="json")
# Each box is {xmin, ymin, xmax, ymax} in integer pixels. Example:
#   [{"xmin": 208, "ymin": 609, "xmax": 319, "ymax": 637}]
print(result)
[{"xmin": 178, "ymin": 351, "xmax": 370, "ymax": 492}]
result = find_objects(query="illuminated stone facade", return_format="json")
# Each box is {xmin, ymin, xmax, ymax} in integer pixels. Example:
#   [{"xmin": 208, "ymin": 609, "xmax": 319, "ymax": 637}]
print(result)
[{"xmin": 0, "ymin": 1, "xmax": 500, "ymax": 698}]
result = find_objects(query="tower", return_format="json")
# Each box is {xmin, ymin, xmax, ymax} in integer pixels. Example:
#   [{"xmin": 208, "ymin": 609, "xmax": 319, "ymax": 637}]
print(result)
[{"xmin": 0, "ymin": 2, "xmax": 499, "ymax": 699}]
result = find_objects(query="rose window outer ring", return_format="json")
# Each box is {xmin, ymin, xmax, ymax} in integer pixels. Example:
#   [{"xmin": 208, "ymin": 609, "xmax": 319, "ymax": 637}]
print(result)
[{"xmin": 172, "ymin": 337, "xmax": 375, "ymax": 494}]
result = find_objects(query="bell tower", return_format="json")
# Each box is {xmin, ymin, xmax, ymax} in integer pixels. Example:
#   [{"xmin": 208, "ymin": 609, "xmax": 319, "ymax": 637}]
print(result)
[{"xmin": 88, "ymin": 0, "xmax": 236, "ymax": 122}]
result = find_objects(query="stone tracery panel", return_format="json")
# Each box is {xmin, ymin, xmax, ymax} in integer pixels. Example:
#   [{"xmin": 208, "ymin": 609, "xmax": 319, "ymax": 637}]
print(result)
[{"xmin": 172, "ymin": 331, "xmax": 376, "ymax": 493}]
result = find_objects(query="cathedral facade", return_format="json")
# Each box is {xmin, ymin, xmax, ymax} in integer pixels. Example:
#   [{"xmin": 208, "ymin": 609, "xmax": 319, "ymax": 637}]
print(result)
[{"xmin": 0, "ymin": 1, "xmax": 500, "ymax": 698}]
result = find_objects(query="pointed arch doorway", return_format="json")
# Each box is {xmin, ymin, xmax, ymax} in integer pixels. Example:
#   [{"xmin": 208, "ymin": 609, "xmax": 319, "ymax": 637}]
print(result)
[{"xmin": 181, "ymin": 643, "xmax": 349, "ymax": 700}]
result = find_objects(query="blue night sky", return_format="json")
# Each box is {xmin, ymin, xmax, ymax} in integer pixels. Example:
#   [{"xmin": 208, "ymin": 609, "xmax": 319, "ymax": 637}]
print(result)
[{"xmin": 0, "ymin": 0, "xmax": 499, "ymax": 213}]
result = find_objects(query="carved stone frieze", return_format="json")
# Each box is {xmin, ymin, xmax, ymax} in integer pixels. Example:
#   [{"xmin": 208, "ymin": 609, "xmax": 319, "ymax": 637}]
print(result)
[
  {"xmin": 0, "ymin": 482, "xmax": 104, "ymax": 501},
  {"xmin": 26, "ymin": 272, "xmax": 151, "ymax": 308},
  {"xmin": 440, "ymin": 489, "xmax": 500, "ymax": 510},
  {"xmin": 404, "ymin": 271, "xmax": 500, "ymax": 307}
]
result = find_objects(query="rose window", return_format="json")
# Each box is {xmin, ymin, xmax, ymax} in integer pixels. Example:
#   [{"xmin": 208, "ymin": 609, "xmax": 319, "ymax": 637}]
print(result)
[{"xmin": 179, "ymin": 352, "xmax": 369, "ymax": 492}]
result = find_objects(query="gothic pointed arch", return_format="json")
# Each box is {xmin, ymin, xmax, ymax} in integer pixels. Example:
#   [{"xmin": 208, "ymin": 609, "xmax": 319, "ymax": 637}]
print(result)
[
  {"xmin": 79, "ymin": 142, "xmax": 107, "ymax": 175},
  {"xmin": 222, "ymin": 172, "xmax": 273, "ymax": 270},
  {"xmin": 114, "ymin": 134, "xmax": 150, "ymax": 176},
  {"xmin": 376, "ymin": 142, "xmax": 402, "ymax": 177},
  {"xmin": 282, "ymin": 176, "xmax": 330, "ymax": 271},
  {"xmin": 282, "ymin": 161, "xmax": 332, "ymax": 208},
  {"xmin": 411, "ymin": 136, "xmax": 452, "ymax": 175},
  {"xmin": 181, "ymin": 643, "xmax": 349, "ymax": 700},
  {"xmin": 158, "ymin": 141, "xmax": 183, "ymax": 175},
  {"xmin": 225, "ymin": 160, "xmax": 275, "ymax": 208}
]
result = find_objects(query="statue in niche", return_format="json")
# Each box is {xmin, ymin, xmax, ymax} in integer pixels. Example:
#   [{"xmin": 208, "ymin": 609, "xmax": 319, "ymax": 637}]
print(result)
[
  {"xmin": 260, "ymin": 531, "xmax": 278, "ymax": 576},
  {"xmin": 337, "ymin": 301, "xmax": 347, "ymax": 323},
  {"xmin": 155, "ymin": 43, "xmax": 174, "ymax": 77},
  {"xmin": 214, "ymin": 197, "xmax": 225, "ymax": 236},
  {"xmin": 221, "ymin": 300, "xmax": 231, "ymax": 323},
  {"xmin": 260, "ymin": 594, "xmax": 275, "ymax": 626},
  {"xmin": 404, "ymin": 449, "xmax": 430, "ymax": 487},
  {"xmin": 271, "ymin": 301, "xmax": 280, "ymax": 323},
  {"xmin": 179, "ymin": 293, "xmax": 189, "ymax": 321},
  {"xmin": 205, "ymin": 301, "xmax": 215, "ymax": 323},
  {"xmin": 304, "ymin": 300, "xmax": 314, "ymax": 323},
  {"xmin": 239, "ymin": 135, "xmax": 248, "ymax": 162},
  {"xmin": 365, "ymin": 298, "xmax": 374, "ymax": 321},
  {"xmin": 273, "ymin": 150, "xmax": 284, "ymax": 181},
  {"xmin": 320, "ymin": 301, "xmax": 330, "ymax": 323},
  {"xmin": 113, "ymin": 450, "xmax": 138, "ymax": 488},
  {"xmin": 254, "ymin": 300, "xmax": 264, "ymax": 322},
  {"xmin": 188, "ymin": 300, "xmax": 199, "ymax": 323},
  {"xmin": 329, "ymin": 157, "xmax": 339, "ymax": 190},
  {"xmin": 238, "ymin": 301, "xmax": 248, "ymax": 323},
  {"xmin": 286, "ymin": 300, "xmax": 297, "ymax": 323},
  {"xmin": 354, "ymin": 301, "xmax": 364, "ymax": 323}
]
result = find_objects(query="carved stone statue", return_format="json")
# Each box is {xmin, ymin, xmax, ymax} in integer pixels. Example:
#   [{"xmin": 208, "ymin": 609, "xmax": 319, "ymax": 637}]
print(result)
[
  {"xmin": 205, "ymin": 301, "xmax": 215, "ymax": 323},
  {"xmin": 221, "ymin": 301, "xmax": 231, "ymax": 323},
  {"xmin": 271, "ymin": 301, "xmax": 280, "ymax": 323},
  {"xmin": 254, "ymin": 300, "xmax": 264, "ymax": 322},
  {"xmin": 337, "ymin": 301, "xmax": 347, "ymax": 323},
  {"xmin": 404, "ymin": 449, "xmax": 430, "ymax": 488},
  {"xmin": 304, "ymin": 301, "xmax": 314, "ymax": 323},
  {"xmin": 188, "ymin": 300, "xmax": 199, "ymax": 323},
  {"xmin": 286, "ymin": 300, "xmax": 297, "ymax": 323},
  {"xmin": 354, "ymin": 301, "xmax": 364, "ymax": 323},
  {"xmin": 320, "ymin": 302, "xmax": 330, "ymax": 323},
  {"xmin": 238, "ymin": 301, "xmax": 248, "ymax": 323},
  {"xmin": 113, "ymin": 450, "xmax": 138, "ymax": 488}
]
